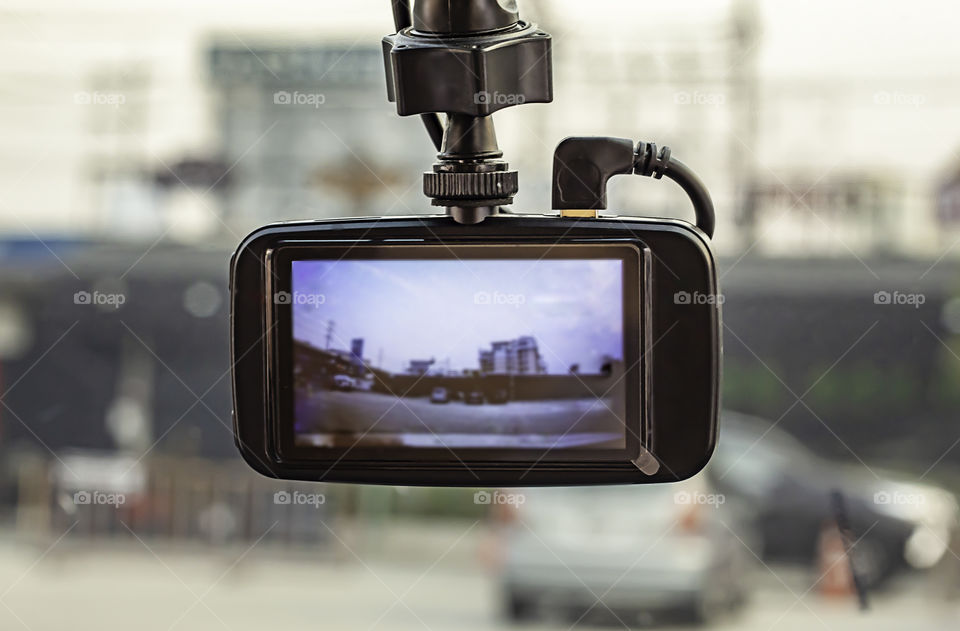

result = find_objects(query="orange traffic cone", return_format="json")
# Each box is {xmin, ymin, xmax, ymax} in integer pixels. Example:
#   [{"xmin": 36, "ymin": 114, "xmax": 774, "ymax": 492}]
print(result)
[{"xmin": 817, "ymin": 520, "xmax": 854, "ymax": 599}]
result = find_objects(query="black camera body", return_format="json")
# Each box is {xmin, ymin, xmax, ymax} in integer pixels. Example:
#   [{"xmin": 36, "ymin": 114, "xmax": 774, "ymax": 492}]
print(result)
[{"xmin": 231, "ymin": 213, "xmax": 719, "ymax": 486}]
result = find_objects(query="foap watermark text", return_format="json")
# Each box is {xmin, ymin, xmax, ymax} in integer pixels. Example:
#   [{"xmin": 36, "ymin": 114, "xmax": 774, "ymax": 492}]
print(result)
[
  {"xmin": 475, "ymin": 91, "xmax": 525, "ymax": 106},
  {"xmin": 874, "ymin": 290, "xmax": 924, "ymax": 308},
  {"xmin": 674, "ymin": 291, "xmax": 724, "ymax": 305},
  {"xmin": 674, "ymin": 91, "xmax": 726, "ymax": 107},
  {"xmin": 474, "ymin": 290, "xmax": 525, "ymax": 307},
  {"xmin": 274, "ymin": 490, "xmax": 326, "ymax": 508},
  {"xmin": 474, "ymin": 490, "xmax": 525, "ymax": 506},
  {"xmin": 75, "ymin": 290, "xmax": 126, "ymax": 309},
  {"xmin": 274, "ymin": 91, "xmax": 326, "ymax": 108},
  {"xmin": 674, "ymin": 491, "xmax": 725, "ymax": 507},
  {"xmin": 74, "ymin": 490, "xmax": 126, "ymax": 508},
  {"xmin": 274, "ymin": 291, "xmax": 326, "ymax": 307},
  {"xmin": 874, "ymin": 490, "xmax": 925, "ymax": 506},
  {"xmin": 74, "ymin": 91, "xmax": 125, "ymax": 107}
]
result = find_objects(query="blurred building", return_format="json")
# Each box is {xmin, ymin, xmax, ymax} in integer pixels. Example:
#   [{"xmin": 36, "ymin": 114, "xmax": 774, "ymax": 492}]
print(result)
[
  {"xmin": 479, "ymin": 336, "xmax": 547, "ymax": 375},
  {"xmin": 207, "ymin": 44, "xmax": 428, "ymax": 228},
  {"xmin": 937, "ymin": 164, "xmax": 960, "ymax": 233},
  {"xmin": 294, "ymin": 339, "xmax": 371, "ymax": 384},
  {"xmin": 349, "ymin": 338, "xmax": 364, "ymax": 369},
  {"xmin": 405, "ymin": 358, "xmax": 435, "ymax": 376},
  {"xmin": 3, "ymin": 0, "xmax": 960, "ymax": 258}
]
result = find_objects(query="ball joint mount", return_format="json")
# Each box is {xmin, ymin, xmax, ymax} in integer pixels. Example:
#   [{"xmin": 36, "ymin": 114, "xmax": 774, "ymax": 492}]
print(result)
[
  {"xmin": 383, "ymin": 0, "xmax": 551, "ymax": 224},
  {"xmin": 382, "ymin": 0, "xmax": 715, "ymax": 237}
]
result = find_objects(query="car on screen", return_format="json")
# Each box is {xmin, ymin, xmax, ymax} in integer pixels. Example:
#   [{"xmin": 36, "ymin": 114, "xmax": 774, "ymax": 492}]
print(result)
[
  {"xmin": 331, "ymin": 374, "xmax": 355, "ymax": 391},
  {"xmin": 487, "ymin": 388, "xmax": 509, "ymax": 404},
  {"xmin": 465, "ymin": 390, "xmax": 484, "ymax": 405},
  {"xmin": 429, "ymin": 386, "xmax": 449, "ymax": 404}
]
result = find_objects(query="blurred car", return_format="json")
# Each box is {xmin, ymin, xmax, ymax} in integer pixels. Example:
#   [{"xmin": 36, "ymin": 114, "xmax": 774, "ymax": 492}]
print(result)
[
  {"xmin": 465, "ymin": 390, "xmax": 484, "ymax": 405},
  {"xmin": 331, "ymin": 374, "xmax": 355, "ymax": 391},
  {"xmin": 487, "ymin": 388, "xmax": 509, "ymax": 404},
  {"xmin": 498, "ymin": 479, "xmax": 750, "ymax": 624},
  {"xmin": 429, "ymin": 386, "xmax": 449, "ymax": 404},
  {"xmin": 710, "ymin": 412, "xmax": 960, "ymax": 587}
]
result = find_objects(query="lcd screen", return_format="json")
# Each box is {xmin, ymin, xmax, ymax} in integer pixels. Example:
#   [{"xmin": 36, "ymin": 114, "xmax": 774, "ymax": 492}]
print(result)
[{"xmin": 286, "ymin": 245, "xmax": 637, "ymax": 453}]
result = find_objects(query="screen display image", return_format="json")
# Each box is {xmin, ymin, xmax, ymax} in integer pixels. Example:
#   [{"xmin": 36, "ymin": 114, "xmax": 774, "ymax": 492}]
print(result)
[{"xmin": 289, "ymin": 247, "xmax": 633, "ymax": 452}]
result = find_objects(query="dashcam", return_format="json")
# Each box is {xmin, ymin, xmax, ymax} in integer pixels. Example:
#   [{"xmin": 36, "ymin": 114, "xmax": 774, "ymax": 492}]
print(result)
[{"xmin": 230, "ymin": 0, "xmax": 722, "ymax": 486}]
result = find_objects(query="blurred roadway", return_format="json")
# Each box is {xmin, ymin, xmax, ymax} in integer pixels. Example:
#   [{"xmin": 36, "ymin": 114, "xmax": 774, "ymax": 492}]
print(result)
[
  {"xmin": 0, "ymin": 523, "xmax": 957, "ymax": 631},
  {"xmin": 295, "ymin": 390, "xmax": 623, "ymax": 447}
]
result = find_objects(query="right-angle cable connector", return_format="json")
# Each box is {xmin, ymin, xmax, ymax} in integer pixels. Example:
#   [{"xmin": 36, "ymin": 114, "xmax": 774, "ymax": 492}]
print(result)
[
  {"xmin": 551, "ymin": 136, "xmax": 716, "ymax": 238},
  {"xmin": 633, "ymin": 141, "xmax": 671, "ymax": 179}
]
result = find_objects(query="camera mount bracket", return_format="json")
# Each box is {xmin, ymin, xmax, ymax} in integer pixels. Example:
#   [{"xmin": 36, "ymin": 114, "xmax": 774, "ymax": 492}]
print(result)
[
  {"xmin": 383, "ymin": 1, "xmax": 715, "ymax": 238},
  {"xmin": 383, "ymin": 0, "xmax": 552, "ymax": 223}
]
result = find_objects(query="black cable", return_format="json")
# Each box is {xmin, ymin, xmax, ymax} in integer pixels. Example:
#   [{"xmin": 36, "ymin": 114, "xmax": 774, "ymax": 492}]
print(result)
[
  {"xmin": 635, "ymin": 142, "xmax": 716, "ymax": 238},
  {"xmin": 391, "ymin": 0, "xmax": 412, "ymax": 29},
  {"xmin": 391, "ymin": 0, "xmax": 445, "ymax": 151},
  {"xmin": 663, "ymin": 159, "xmax": 715, "ymax": 238},
  {"xmin": 419, "ymin": 113, "xmax": 445, "ymax": 151}
]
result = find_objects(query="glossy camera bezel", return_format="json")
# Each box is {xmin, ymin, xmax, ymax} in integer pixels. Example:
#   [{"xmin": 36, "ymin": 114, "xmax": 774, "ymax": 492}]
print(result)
[{"xmin": 231, "ymin": 214, "xmax": 720, "ymax": 486}]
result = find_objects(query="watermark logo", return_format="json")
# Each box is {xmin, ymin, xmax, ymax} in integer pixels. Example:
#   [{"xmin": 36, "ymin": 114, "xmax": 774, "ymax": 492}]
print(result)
[
  {"xmin": 873, "ymin": 91, "xmax": 925, "ymax": 107},
  {"xmin": 474, "ymin": 290, "xmax": 526, "ymax": 308},
  {"xmin": 273, "ymin": 90, "xmax": 326, "ymax": 108},
  {"xmin": 674, "ymin": 91, "xmax": 726, "ymax": 107},
  {"xmin": 74, "ymin": 91, "xmax": 126, "ymax": 107},
  {"xmin": 474, "ymin": 91, "xmax": 525, "ymax": 107},
  {"xmin": 73, "ymin": 490, "xmax": 126, "ymax": 508},
  {"xmin": 74, "ymin": 290, "xmax": 126, "ymax": 309},
  {"xmin": 474, "ymin": 490, "xmax": 525, "ymax": 506},
  {"xmin": 674, "ymin": 491, "xmax": 725, "ymax": 507},
  {"xmin": 273, "ymin": 490, "xmax": 325, "ymax": 508},
  {"xmin": 674, "ymin": 290, "xmax": 725, "ymax": 306},
  {"xmin": 873, "ymin": 290, "xmax": 924, "ymax": 309},
  {"xmin": 873, "ymin": 490, "xmax": 925, "ymax": 506},
  {"xmin": 274, "ymin": 291, "xmax": 326, "ymax": 307}
]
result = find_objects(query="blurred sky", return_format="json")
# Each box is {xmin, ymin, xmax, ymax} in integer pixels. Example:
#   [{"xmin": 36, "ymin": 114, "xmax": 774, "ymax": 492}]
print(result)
[{"xmin": 291, "ymin": 257, "xmax": 624, "ymax": 374}]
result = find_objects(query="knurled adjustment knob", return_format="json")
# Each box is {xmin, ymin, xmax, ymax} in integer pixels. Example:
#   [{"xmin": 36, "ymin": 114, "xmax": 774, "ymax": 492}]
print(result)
[{"xmin": 423, "ymin": 168, "xmax": 518, "ymax": 206}]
